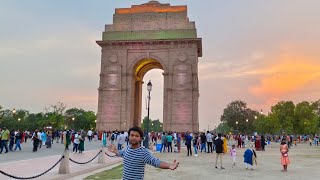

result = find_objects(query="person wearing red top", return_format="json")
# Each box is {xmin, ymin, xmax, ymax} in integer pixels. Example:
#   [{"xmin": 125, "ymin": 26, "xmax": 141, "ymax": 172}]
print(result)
[
  {"xmin": 71, "ymin": 133, "xmax": 75, "ymax": 143},
  {"xmin": 21, "ymin": 131, "xmax": 26, "ymax": 144},
  {"xmin": 98, "ymin": 131, "xmax": 102, "ymax": 141}
]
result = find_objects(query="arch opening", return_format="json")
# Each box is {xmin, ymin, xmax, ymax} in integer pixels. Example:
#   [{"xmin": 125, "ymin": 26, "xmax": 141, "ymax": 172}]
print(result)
[
  {"xmin": 132, "ymin": 58, "xmax": 164, "ymax": 127},
  {"xmin": 134, "ymin": 58, "xmax": 164, "ymax": 81}
]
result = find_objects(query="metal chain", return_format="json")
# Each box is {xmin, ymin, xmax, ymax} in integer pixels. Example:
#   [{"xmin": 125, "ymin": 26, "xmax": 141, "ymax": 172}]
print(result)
[
  {"xmin": 0, "ymin": 156, "xmax": 64, "ymax": 179},
  {"xmin": 69, "ymin": 150, "xmax": 102, "ymax": 164},
  {"xmin": 105, "ymin": 151, "xmax": 117, "ymax": 157}
]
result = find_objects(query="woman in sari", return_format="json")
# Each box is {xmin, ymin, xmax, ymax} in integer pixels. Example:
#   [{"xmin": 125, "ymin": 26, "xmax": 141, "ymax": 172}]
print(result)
[
  {"xmin": 78, "ymin": 131, "xmax": 85, "ymax": 153},
  {"xmin": 223, "ymin": 135, "xmax": 228, "ymax": 153},
  {"xmin": 65, "ymin": 130, "xmax": 71, "ymax": 150},
  {"xmin": 102, "ymin": 131, "xmax": 107, "ymax": 147},
  {"xmin": 255, "ymin": 136, "xmax": 261, "ymax": 151}
]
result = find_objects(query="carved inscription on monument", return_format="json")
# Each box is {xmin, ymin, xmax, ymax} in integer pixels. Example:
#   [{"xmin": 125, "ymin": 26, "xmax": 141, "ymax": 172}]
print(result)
[{"xmin": 173, "ymin": 64, "xmax": 192, "ymax": 89}]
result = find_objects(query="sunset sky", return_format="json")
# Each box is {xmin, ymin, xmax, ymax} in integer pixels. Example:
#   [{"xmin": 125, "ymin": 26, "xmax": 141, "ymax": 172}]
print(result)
[{"xmin": 1, "ymin": 0, "xmax": 320, "ymax": 131}]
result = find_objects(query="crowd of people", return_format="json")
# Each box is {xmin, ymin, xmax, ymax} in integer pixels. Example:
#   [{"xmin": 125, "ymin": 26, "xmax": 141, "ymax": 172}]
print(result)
[
  {"xmin": 137, "ymin": 130, "xmax": 320, "ymax": 173},
  {"xmin": 0, "ymin": 127, "xmax": 110, "ymax": 154},
  {"xmin": 1, "ymin": 125, "xmax": 319, "ymax": 178}
]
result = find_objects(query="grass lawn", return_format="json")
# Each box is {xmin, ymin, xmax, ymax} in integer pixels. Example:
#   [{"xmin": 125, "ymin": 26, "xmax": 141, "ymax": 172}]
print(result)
[{"xmin": 84, "ymin": 164, "xmax": 123, "ymax": 180}]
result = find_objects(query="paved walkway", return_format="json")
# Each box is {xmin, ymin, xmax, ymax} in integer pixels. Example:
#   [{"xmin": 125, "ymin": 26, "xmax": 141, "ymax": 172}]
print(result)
[
  {"xmin": 2, "ymin": 140, "xmax": 319, "ymax": 180},
  {"xmin": 0, "ymin": 140, "xmax": 122, "ymax": 180}
]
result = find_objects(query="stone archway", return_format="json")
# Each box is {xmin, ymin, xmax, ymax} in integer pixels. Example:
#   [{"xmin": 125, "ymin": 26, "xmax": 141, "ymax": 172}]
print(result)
[{"xmin": 96, "ymin": 1, "xmax": 202, "ymax": 132}]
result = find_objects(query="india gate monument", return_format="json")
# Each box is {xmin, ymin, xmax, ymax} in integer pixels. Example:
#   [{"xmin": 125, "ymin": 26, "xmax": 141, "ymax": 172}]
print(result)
[{"xmin": 96, "ymin": 1, "xmax": 202, "ymax": 132}]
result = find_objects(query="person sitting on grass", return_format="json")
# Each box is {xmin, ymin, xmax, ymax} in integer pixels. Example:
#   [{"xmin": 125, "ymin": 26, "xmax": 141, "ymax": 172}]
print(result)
[{"xmin": 108, "ymin": 126, "xmax": 179, "ymax": 180}]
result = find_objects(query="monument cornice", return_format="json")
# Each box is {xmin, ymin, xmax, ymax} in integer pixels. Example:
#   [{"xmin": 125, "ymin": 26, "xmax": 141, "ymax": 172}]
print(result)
[{"xmin": 97, "ymin": 38, "xmax": 202, "ymax": 57}]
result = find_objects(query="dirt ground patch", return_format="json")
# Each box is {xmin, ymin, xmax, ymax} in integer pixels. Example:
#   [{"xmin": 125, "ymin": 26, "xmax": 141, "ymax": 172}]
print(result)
[{"xmin": 144, "ymin": 142, "xmax": 320, "ymax": 180}]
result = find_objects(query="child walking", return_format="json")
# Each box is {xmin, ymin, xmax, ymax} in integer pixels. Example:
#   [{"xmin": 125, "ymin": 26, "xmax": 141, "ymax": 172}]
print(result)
[
  {"xmin": 230, "ymin": 144, "xmax": 236, "ymax": 166},
  {"xmin": 280, "ymin": 139, "xmax": 290, "ymax": 172}
]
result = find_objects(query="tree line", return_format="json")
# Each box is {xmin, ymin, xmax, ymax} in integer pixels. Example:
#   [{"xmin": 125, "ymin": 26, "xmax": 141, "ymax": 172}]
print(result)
[
  {"xmin": 217, "ymin": 100, "xmax": 320, "ymax": 135},
  {"xmin": 0, "ymin": 102, "xmax": 96, "ymax": 131}
]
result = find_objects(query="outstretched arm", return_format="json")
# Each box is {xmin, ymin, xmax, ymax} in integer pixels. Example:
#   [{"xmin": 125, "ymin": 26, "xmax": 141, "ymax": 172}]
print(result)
[
  {"xmin": 159, "ymin": 160, "xmax": 179, "ymax": 170},
  {"xmin": 143, "ymin": 150, "xmax": 179, "ymax": 170}
]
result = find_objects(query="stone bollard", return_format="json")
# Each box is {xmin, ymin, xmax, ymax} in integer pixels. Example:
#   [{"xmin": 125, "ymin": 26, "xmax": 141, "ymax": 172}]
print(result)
[
  {"xmin": 98, "ymin": 147, "xmax": 106, "ymax": 164},
  {"xmin": 58, "ymin": 150, "xmax": 70, "ymax": 174}
]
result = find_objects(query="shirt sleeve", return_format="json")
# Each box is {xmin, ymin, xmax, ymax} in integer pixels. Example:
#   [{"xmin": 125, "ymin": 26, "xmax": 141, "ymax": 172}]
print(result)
[{"xmin": 143, "ymin": 149, "xmax": 161, "ymax": 168}]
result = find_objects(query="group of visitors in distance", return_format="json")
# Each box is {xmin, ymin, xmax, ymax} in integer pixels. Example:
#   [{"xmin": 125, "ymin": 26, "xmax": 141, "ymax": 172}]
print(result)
[
  {"xmin": 1, "ymin": 125, "xmax": 319, "ymax": 179},
  {"xmin": 104, "ymin": 128, "xmax": 318, "ymax": 180}
]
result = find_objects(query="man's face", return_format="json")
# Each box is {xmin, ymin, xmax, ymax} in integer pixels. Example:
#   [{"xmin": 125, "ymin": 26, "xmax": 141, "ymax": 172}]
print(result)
[{"xmin": 129, "ymin": 131, "xmax": 142, "ymax": 145}]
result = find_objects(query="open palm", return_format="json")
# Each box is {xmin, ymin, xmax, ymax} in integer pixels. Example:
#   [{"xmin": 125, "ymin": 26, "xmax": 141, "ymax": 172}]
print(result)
[{"xmin": 108, "ymin": 144, "xmax": 116, "ymax": 153}]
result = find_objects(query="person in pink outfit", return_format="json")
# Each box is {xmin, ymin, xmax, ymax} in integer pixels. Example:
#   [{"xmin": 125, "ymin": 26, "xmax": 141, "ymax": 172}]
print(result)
[
  {"xmin": 230, "ymin": 144, "xmax": 236, "ymax": 166},
  {"xmin": 280, "ymin": 139, "xmax": 290, "ymax": 172}
]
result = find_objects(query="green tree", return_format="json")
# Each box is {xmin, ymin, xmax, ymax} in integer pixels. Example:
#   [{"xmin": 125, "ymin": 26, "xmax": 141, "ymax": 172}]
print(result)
[
  {"xmin": 270, "ymin": 101, "xmax": 295, "ymax": 134},
  {"xmin": 141, "ymin": 116, "xmax": 163, "ymax": 132},
  {"xmin": 65, "ymin": 108, "xmax": 96, "ymax": 130},
  {"xmin": 254, "ymin": 114, "xmax": 281, "ymax": 134},
  {"xmin": 312, "ymin": 100, "xmax": 320, "ymax": 133},
  {"xmin": 294, "ymin": 101, "xmax": 318, "ymax": 134},
  {"xmin": 221, "ymin": 100, "xmax": 258, "ymax": 134},
  {"xmin": 45, "ymin": 102, "xmax": 67, "ymax": 129},
  {"xmin": 216, "ymin": 122, "xmax": 231, "ymax": 134},
  {"xmin": 26, "ymin": 113, "xmax": 44, "ymax": 130}
]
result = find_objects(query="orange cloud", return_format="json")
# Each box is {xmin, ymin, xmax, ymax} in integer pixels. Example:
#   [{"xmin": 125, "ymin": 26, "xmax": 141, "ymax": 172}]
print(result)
[{"xmin": 249, "ymin": 54, "xmax": 320, "ymax": 96}]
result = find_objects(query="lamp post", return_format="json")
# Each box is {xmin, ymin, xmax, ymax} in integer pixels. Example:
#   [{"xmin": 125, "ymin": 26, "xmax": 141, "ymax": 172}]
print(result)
[
  {"xmin": 246, "ymin": 119, "xmax": 249, "ymax": 134},
  {"xmin": 236, "ymin": 121, "xmax": 239, "ymax": 135},
  {"xmin": 260, "ymin": 109, "xmax": 264, "ymax": 114},
  {"xmin": 72, "ymin": 117, "xmax": 75, "ymax": 130},
  {"xmin": 145, "ymin": 80, "xmax": 152, "ymax": 149}
]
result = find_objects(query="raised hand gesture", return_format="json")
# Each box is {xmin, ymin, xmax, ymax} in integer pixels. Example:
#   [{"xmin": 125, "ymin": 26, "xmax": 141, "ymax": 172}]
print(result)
[{"xmin": 108, "ymin": 144, "xmax": 117, "ymax": 154}]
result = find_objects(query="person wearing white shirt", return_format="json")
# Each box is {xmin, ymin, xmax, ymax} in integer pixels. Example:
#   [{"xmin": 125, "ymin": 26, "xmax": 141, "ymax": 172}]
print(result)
[
  {"xmin": 87, "ymin": 130, "xmax": 93, "ymax": 142},
  {"xmin": 206, "ymin": 131, "xmax": 213, "ymax": 153},
  {"xmin": 73, "ymin": 132, "xmax": 80, "ymax": 153},
  {"xmin": 124, "ymin": 131, "xmax": 129, "ymax": 146},
  {"xmin": 117, "ymin": 131, "xmax": 126, "ymax": 150}
]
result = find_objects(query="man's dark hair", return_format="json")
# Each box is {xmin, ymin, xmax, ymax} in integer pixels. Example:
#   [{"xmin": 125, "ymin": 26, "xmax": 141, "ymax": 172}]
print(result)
[
  {"xmin": 128, "ymin": 126, "xmax": 143, "ymax": 138},
  {"xmin": 218, "ymin": 133, "xmax": 221, "ymax": 137}
]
